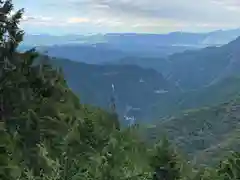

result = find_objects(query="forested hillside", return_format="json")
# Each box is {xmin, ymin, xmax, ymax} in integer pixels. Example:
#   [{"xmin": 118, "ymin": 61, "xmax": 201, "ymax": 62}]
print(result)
[
  {"xmin": 2, "ymin": 1, "xmax": 240, "ymax": 180},
  {"xmin": 35, "ymin": 55, "xmax": 240, "ymax": 122},
  {"xmin": 44, "ymin": 57, "xmax": 175, "ymax": 122},
  {"xmin": 0, "ymin": 2, "xmax": 151, "ymax": 179},
  {"xmin": 145, "ymin": 96, "xmax": 240, "ymax": 166}
]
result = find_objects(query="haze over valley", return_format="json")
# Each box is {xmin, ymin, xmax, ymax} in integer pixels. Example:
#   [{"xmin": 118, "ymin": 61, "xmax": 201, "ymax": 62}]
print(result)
[
  {"xmin": 24, "ymin": 27, "xmax": 240, "ymax": 166},
  {"xmin": 22, "ymin": 29, "xmax": 240, "ymax": 123}
]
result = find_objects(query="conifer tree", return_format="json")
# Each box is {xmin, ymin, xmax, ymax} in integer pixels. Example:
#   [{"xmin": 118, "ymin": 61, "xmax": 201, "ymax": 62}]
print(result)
[
  {"xmin": 218, "ymin": 152, "xmax": 240, "ymax": 180},
  {"xmin": 0, "ymin": 0, "xmax": 24, "ymax": 121},
  {"xmin": 150, "ymin": 137, "xmax": 182, "ymax": 180}
]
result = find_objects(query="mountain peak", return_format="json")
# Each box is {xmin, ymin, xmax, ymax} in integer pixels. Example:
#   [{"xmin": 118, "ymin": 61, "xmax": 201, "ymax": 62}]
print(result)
[{"xmin": 224, "ymin": 35, "xmax": 240, "ymax": 49}]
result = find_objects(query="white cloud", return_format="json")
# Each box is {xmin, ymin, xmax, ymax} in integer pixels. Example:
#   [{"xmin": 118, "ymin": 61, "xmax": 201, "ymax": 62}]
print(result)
[
  {"xmin": 21, "ymin": 15, "xmax": 91, "ymax": 26},
  {"xmin": 21, "ymin": 15, "xmax": 61, "ymax": 26},
  {"xmin": 67, "ymin": 17, "xmax": 90, "ymax": 23},
  {"xmin": 211, "ymin": 0, "xmax": 240, "ymax": 11},
  {"xmin": 16, "ymin": 0, "xmax": 240, "ymax": 34}
]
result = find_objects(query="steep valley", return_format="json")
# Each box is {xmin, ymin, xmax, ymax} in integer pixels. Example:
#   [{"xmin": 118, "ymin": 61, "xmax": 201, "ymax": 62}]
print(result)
[{"xmin": 36, "ymin": 54, "xmax": 240, "ymax": 126}]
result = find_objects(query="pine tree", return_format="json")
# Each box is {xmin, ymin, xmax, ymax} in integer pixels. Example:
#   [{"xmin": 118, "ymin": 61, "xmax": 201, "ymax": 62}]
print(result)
[
  {"xmin": 218, "ymin": 152, "xmax": 240, "ymax": 180},
  {"xmin": 0, "ymin": 1, "xmax": 26, "ymax": 179},
  {"xmin": 0, "ymin": 0, "xmax": 24, "ymax": 121},
  {"xmin": 150, "ymin": 137, "xmax": 182, "ymax": 180}
]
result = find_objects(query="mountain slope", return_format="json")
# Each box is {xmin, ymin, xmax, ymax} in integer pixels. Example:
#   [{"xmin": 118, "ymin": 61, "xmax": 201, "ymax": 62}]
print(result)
[
  {"xmin": 23, "ymin": 29, "xmax": 240, "ymax": 47},
  {"xmin": 114, "ymin": 36, "xmax": 240, "ymax": 91},
  {"xmin": 20, "ymin": 29, "xmax": 240, "ymax": 64},
  {"xmin": 165, "ymin": 38, "xmax": 240, "ymax": 90},
  {"xmin": 42, "ymin": 56, "xmax": 175, "ymax": 122},
  {"xmin": 39, "ymin": 44, "xmax": 128, "ymax": 64},
  {"xmin": 36, "ymin": 54, "xmax": 240, "ymax": 123},
  {"xmin": 146, "ymin": 76, "xmax": 240, "ymax": 120},
  {"xmin": 31, "ymin": 35, "xmax": 240, "ymax": 124},
  {"xmin": 145, "ymin": 95, "xmax": 240, "ymax": 166}
]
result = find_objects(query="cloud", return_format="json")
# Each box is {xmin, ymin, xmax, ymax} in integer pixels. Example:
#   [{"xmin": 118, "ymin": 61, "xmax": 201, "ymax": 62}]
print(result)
[
  {"xmin": 97, "ymin": 0, "xmax": 239, "ymax": 21},
  {"xmin": 67, "ymin": 17, "xmax": 90, "ymax": 24},
  {"xmin": 212, "ymin": 0, "xmax": 240, "ymax": 6},
  {"xmin": 60, "ymin": 0, "xmax": 240, "ymax": 29},
  {"xmin": 21, "ymin": 15, "xmax": 60, "ymax": 26},
  {"xmin": 211, "ymin": 0, "xmax": 240, "ymax": 11},
  {"xmin": 17, "ymin": 0, "xmax": 240, "ymax": 34},
  {"xmin": 21, "ymin": 14, "xmax": 91, "ymax": 26}
]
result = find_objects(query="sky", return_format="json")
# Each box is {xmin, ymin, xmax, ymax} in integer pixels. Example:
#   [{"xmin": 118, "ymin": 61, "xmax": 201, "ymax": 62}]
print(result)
[{"xmin": 14, "ymin": 0, "xmax": 240, "ymax": 35}]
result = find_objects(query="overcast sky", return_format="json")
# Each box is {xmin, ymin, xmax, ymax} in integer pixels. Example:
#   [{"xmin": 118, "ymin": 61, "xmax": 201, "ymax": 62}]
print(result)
[{"xmin": 14, "ymin": 0, "xmax": 240, "ymax": 35}]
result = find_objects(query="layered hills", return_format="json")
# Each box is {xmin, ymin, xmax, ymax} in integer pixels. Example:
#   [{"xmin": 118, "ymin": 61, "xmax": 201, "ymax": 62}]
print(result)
[
  {"xmin": 25, "ymin": 35, "xmax": 240, "ymax": 124},
  {"xmin": 19, "ymin": 29, "xmax": 240, "ymax": 64},
  {"xmin": 20, "ymin": 29, "xmax": 240, "ymax": 165},
  {"xmin": 114, "ymin": 36, "xmax": 240, "ymax": 90},
  {"xmin": 38, "ymin": 56, "xmax": 174, "ymax": 122}
]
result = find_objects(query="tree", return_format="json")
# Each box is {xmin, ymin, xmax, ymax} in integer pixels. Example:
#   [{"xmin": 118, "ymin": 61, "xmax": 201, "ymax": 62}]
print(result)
[
  {"xmin": 218, "ymin": 152, "xmax": 240, "ymax": 180},
  {"xmin": 0, "ymin": 0, "xmax": 24, "ymax": 121},
  {"xmin": 149, "ymin": 137, "xmax": 183, "ymax": 180}
]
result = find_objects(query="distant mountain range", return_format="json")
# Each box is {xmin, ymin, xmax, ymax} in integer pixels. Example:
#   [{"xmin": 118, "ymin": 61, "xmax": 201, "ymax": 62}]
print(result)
[
  {"xmin": 38, "ymin": 40, "xmax": 240, "ymax": 122},
  {"xmin": 26, "ymin": 28, "xmax": 240, "ymax": 124},
  {"xmin": 113, "ymin": 35, "xmax": 240, "ymax": 90},
  {"xmin": 101, "ymin": 29, "xmax": 240, "ymax": 47},
  {"xmin": 23, "ymin": 29, "xmax": 240, "ymax": 47},
  {"xmin": 22, "ymin": 28, "xmax": 240, "ymax": 166},
  {"xmin": 19, "ymin": 28, "xmax": 240, "ymax": 63}
]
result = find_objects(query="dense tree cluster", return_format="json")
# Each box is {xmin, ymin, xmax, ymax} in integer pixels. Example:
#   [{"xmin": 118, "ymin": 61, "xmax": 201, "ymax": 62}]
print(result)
[{"xmin": 1, "ymin": 1, "xmax": 240, "ymax": 180}]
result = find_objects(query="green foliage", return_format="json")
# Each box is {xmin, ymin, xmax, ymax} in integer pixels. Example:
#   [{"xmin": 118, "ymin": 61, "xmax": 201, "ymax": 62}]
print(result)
[
  {"xmin": 218, "ymin": 152, "xmax": 240, "ymax": 180},
  {"xmin": 0, "ymin": 1, "xmax": 152, "ymax": 180},
  {"xmin": 149, "ymin": 137, "xmax": 183, "ymax": 180},
  {"xmin": 3, "ymin": 1, "xmax": 240, "ymax": 180},
  {"xmin": 144, "ymin": 96, "xmax": 240, "ymax": 166}
]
